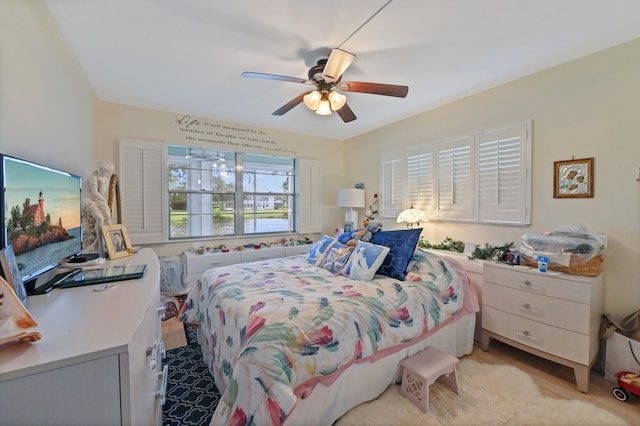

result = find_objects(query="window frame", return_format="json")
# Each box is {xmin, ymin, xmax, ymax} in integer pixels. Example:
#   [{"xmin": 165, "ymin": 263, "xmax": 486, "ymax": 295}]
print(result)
[{"xmin": 119, "ymin": 139, "xmax": 323, "ymax": 245}]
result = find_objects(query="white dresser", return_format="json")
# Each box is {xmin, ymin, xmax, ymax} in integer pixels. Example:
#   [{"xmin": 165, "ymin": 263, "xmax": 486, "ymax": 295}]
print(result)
[
  {"xmin": 481, "ymin": 262, "xmax": 603, "ymax": 393},
  {"xmin": 0, "ymin": 248, "xmax": 165, "ymax": 426},
  {"xmin": 183, "ymin": 244, "xmax": 311, "ymax": 286}
]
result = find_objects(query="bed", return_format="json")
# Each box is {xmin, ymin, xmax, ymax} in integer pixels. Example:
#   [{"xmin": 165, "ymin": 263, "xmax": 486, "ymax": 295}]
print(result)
[{"xmin": 179, "ymin": 230, "xmax": 479, "ymax": 426}]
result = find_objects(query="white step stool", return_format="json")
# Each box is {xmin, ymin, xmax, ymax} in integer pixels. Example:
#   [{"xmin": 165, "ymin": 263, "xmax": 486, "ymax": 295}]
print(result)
[{"xmin": 399, "ymin": 347, "xmax": 460, "ymax": 412}]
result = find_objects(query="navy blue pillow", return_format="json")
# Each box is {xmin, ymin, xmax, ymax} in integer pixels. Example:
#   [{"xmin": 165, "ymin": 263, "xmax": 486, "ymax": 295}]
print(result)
[{"xmin": 370, "ymin": 228, "xmax": 422, "ymax": 280}]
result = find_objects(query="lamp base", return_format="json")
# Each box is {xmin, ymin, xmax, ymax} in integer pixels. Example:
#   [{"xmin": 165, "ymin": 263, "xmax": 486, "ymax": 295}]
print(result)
[{"xmin": 344, "ymin": 210, "xmax": 358, "ymax": 227}]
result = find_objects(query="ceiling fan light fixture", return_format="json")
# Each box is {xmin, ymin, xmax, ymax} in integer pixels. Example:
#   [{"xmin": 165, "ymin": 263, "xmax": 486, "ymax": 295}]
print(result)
[
  {"xmin": 323, "ymin": 48, "xmax": 355, "ymax": 83},
  {"xmin": 315, "ymin": 98, "xmax": 332, "ymax": 115},
  {"xmin": 303, "ymin": 90, "xmax": 322, "ymax": 110},
  {"xmin": 328, "ymin": 91, "xmax": 346, "ymax": 110}
]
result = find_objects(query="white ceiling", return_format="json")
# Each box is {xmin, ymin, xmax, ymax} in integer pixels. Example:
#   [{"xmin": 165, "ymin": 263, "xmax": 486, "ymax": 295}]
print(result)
[{"xmin": 44, "ymin": 0, "xmax": 640, "ymax": 141}]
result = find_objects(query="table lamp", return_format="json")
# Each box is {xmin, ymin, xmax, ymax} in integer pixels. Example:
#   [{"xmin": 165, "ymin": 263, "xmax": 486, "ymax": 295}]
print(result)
[
  {"xmin": 337, "ymin": 188, "xmax": 365, "ymax": 226},
  {"xmin": 396, "ymin": 206, "xmax": 429, "ymax": 228}
]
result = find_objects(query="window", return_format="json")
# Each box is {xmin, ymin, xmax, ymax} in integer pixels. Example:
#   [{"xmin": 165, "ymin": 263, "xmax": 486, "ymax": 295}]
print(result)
[
  {"xmin": 119, "ymin": 139, "xmax": 322, "ymax": 245},
  {"xmin": 380, "ymin": 122, "xmax": 531, "ymax": 225},
  {"xmin": 167, "ymin": 146, "xmax": 295, "ymax": 239}
]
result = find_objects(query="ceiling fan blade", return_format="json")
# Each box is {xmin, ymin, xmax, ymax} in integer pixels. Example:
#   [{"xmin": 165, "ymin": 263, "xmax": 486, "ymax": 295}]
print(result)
[
  {"xmin": 322, "ymin": 48, "xmax": 355, "ymax": 83},
  {"xmin": 337, "ymin": 81, "xmax": 409, "ymax": 98},
  {"xmin": 242, "ymin": 72, "xmax": 315, "ymax": 86},
  {"xmin": 272, "ymin": 91, "xmax": 311, "ymax": 116},
  {"xmin": 336, "ymin": 102, "xmax": 357, "ymax": 123}
]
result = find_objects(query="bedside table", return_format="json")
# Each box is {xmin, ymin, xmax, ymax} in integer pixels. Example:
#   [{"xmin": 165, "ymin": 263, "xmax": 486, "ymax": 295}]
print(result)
[{"xmin": 481, "ymin": 262, "xmax": 603, "ymax": 393}]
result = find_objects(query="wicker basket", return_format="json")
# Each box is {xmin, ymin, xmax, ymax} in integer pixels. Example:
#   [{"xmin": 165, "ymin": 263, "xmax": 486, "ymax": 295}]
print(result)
[{"xmin": 520, "ymin": 253, "xmax": 603, "ymax": 277}]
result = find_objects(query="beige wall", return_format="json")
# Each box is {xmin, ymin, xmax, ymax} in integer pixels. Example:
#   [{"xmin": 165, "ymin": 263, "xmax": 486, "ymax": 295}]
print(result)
[
  {"xmin": 3, "ymin": 1, "xmax": 638, "ymax": 315},
  {"xmin": 0, "ymin": 0, "xmax": 96, "ymax": 178},
  {"xmin": 344, "ymin": 38, "xmax": 640, "ymax": 315}
]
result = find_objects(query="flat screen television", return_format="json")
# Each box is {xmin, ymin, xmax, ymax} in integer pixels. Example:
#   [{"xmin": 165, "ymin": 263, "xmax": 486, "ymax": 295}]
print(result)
[{"xmin": 0, "ymin": 154, "xmax": 83, "ymax": 286}]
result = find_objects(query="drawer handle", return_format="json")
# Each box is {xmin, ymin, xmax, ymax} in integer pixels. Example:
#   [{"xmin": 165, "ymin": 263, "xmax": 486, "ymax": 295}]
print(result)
[
  {"xmin": 517, "ymin": 280, "xmax": 545, "ymax": 294},
  {"xmin": 156, "ymin": 365, "xmax": 169, "ymax": 405},
  {"xmin": 514, "ymin": 330, "xmax": 542, "ymax": 344},
  {"xmin": 156, "ymin": 306, "xmax": 166, "ymax": 320},
  {"xmin": 519, "ymin": 303, "xmax": 544, "ymax": 316},
  {"xmin": 149, "ymin": 337, "xmax": 163, "ymax": 369}
]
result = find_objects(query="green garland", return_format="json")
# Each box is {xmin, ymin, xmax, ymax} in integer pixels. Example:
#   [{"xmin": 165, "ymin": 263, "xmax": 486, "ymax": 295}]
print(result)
[{"xmin": 418, "ymin": 236, "xmax": 515, "ymax": 261}]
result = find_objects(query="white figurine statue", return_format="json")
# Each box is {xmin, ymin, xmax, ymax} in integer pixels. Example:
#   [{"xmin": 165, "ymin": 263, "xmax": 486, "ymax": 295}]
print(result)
[{"xmin": 82, "ymin": 161, "xmax": 115, "ymax": 254}]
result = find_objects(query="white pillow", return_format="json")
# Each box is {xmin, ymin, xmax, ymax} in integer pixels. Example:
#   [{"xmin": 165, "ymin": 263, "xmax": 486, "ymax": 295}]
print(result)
[
  {"xmin": 342, "ymin": 241, "xmax": 390, "ymax": 281},
  {"xmin": 306, "ymin": 235, "xmax": 337, "ymax": 265}
]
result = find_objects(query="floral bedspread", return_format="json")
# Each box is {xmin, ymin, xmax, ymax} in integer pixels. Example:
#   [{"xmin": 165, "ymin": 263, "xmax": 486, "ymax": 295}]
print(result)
[{"xmin": 179, "ymin": 250, "xmax": 475, "ymax": 426}]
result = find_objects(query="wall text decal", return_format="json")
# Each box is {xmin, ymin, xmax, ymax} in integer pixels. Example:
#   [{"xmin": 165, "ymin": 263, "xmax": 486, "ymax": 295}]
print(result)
[{"xmin": 175, "ymin": 115, "xmax": 297, "ymax": 155}]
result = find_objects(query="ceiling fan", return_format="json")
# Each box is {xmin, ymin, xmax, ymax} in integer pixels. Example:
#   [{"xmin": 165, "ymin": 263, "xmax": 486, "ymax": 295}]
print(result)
[{"xmin": 241, "ymin": 48, "xmax": 409, "ymax": 123}]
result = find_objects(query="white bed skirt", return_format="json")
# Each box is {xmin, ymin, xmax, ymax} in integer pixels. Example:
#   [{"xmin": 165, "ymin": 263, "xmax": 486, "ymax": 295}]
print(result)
[{"xmin": 286, "ymin": 312, "xmax": 476, "ymax": 426}]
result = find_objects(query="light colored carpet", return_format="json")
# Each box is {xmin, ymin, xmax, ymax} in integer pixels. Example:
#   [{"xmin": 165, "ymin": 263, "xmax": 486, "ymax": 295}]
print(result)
[{"xmin": 335, "ymin": 359, "xmax": 629, "ymax": 426}]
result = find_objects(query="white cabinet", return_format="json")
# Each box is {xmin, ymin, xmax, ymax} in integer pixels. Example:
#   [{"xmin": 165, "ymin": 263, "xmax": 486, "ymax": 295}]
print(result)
[
  {"xmin": 0, "ymin": 249, "xmax": 164, "ymax": 425},
  {"xmin": 481, "ymin": 262, "xmax": 603, "ymax": 393},
  {"xmin": 183, "ymin": 244, "xmax": 312, "ymax": 286}
]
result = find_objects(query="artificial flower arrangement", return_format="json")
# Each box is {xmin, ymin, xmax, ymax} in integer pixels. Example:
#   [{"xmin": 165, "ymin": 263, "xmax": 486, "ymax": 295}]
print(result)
[{"xmin": 364, "ymin": 193, "xmax": 379, "ymax": 222}]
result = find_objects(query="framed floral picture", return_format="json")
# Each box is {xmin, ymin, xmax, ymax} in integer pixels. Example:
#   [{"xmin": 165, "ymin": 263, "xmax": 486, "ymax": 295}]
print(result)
[
  {"xmin": 553, "ymin": 157, "xmax": 594, "ymax": 198},
  {"xmin": 101, "ymin": 224, "xmax": 133, "ymax": 259}
]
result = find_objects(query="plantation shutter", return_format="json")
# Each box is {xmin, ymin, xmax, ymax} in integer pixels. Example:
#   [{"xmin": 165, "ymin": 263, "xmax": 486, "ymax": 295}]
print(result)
[
  {"xmin": 380, "ymin": 153, "xmax": 405, "ymax": 218},
  {"xmin": 297, "ymin": 158, "xmax": 322, "ymax": 233},
  {"xmin": 477, "ymin": 124, "xmax": 530, "ymax": 224},
  {"xmin": 406, "ymin": 148, "xmax": 434, "ymax": 219},
  {"xmin": 437, "ymin": 137, "xmax": 474, "ymax": 220},
  {"xmin": 119, "ymin": 138, "xmax": 167, "ymax": 244}
]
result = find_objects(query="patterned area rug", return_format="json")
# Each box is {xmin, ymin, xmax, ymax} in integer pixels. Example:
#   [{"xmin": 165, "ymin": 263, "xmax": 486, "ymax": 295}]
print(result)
[{"xmin": 162, "ymin": 325, "xmax": 218, "ymax": 426}]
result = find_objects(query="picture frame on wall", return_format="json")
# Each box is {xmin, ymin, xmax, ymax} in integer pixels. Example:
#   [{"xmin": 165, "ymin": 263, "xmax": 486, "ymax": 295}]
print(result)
[
  {"xmin": 101, "ymin": 224, "xmax": 133, "ymax": 259},
  {"xmin": 553, "ymin": 157, "xmax": 594, "ymax": 198},
  {"xmin": 0, "ymin": 245, "xmax": 29, "ymax": 309}
]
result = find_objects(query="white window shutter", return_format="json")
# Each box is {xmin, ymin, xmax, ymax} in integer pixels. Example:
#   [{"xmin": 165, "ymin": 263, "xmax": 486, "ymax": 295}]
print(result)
[
  {"xmin": 380, "ymin": 153, "xmax": 405, "ymax": 218},
  {"xmin": 437, "ymin": 137, "xmax": 474, "ymax": 220},
  {"xmin": 297, "ymin": 158, "xmax": 322, "ymax": 233},
  {"xmin": 118, "ymin": 139, "xmax": 167, "ymax": 244},
  {"xmin": 477, "ymin": 124, "xmax": 530, "ymax": 224},
  {"xmin": 406, "ymin": 148, "xmax": 435, "ymax": 220}
]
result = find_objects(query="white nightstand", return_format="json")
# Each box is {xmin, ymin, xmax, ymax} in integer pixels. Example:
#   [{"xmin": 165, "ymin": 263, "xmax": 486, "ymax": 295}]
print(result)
[{"xmin": 481, "ymin": 262, "xmax": 603, "ymax": 393}]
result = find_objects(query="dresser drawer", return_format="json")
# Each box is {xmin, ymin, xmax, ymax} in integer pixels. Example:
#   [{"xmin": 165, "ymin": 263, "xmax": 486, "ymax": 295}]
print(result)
[
  {"xmin": 183, "ymin": 251, "xmax": 242, "ymax": 276},
  {"xmin": 483, "ymin": 306, "xmax": 590, "ymax": 364},
  {"xmin": 242, "ymin": 246, "xmax": 286, "ymax": 262},
  {"xmin": 484, "ymin": 265, "xmax": 591, "ymax": 303},
  {"xmin": 284, "ymin": 244, "xmax": 312, "ymax": 256},
  {"xmin": 483, "ymin": 282, "xmax": 590, "ymax": 333}
]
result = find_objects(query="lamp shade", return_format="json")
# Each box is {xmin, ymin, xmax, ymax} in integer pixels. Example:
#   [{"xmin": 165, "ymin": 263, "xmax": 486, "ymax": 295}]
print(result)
[
  {"xmin": 303, "ymin": 90, "xmax": 322, "ymax": 110},
  {"xmin": 315, "ymin": 98, "xmax": 332, "ymax": 115},
  {"xmin": 337, "ymin": 188, "xmax": 365, "ymax": 208},
  {"xmin": 328, "ymin": 91, "xmax": 346, "ymax": 111},
  {"xmin": 397, "ymin": 207, "xmax": 429, "ymax": 227}
]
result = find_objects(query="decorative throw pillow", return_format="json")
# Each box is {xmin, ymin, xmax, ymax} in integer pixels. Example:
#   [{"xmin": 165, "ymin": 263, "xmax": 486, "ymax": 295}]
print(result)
[
  {"xmin": 320, "ymin": 242, "xmax": 354, "ymax": 275},
  {"xmin": 370, "ymin": 228, "xmax": 422, "ymax": 280},
  {"xmin": 342, "ymin": 241, "xmax": 390, "ymax": 281},
  {"xmin": 306, "ymin": 235, "xmax": 337, "ymax": 265}
]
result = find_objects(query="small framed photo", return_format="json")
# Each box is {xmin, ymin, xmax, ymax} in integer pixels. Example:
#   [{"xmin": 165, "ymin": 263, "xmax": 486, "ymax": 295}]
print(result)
[
  {"xmin": 0, "ymin": 245, "xmax": 29, "ymax": 309},
  {"xmin": 101, "ymin": 224, "xmax": 133, "ymax": 259},
  {"xmin": 553, "ymin": 157, "xmax": 594, "ymax": 198},
  {"xmin": 343, "ymin": 222, "xmax": 353, "ymax": 233}
]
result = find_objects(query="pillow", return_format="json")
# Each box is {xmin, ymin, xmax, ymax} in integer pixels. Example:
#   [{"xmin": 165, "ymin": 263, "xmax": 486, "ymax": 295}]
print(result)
[
  {"xmin": 320, "ymin": 242, "xmax": 354, "ymax": 275},
  {"xmin": 370, "ymin": 228, "xmax": 422, "ymax": 280},
  {"xmin": 306, "ymin": 235, "xmax": 337, "ymax": 265},
  {"xmin": 342, "ymin": 241, "xmax": 390, "ymax": 281}
]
